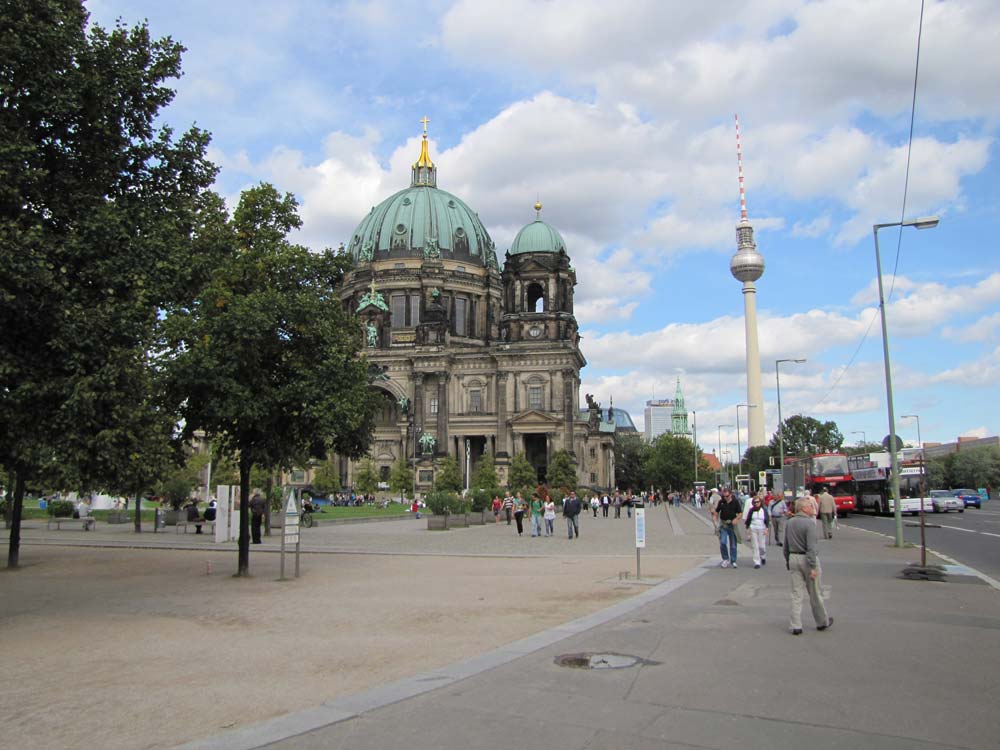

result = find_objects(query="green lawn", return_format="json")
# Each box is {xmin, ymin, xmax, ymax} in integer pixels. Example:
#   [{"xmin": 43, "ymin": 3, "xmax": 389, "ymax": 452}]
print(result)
[{"xmin": 10, "ymin": 501, "xmax": 412, "ymax": 522}]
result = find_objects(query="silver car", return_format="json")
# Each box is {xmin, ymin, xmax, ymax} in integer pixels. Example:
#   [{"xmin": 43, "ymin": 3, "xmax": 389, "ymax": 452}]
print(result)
[{"xmin": 930, "ymin": 489, "xmax": 964, "ymax": 513}]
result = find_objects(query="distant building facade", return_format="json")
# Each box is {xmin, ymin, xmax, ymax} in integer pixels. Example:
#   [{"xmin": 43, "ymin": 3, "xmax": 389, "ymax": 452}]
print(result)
[{"xmin": 644, "ymin": 378, "xmax": 690, "ymax": 442}]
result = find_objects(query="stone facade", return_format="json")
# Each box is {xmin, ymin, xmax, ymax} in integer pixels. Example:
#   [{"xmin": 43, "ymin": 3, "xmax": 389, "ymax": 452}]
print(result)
[{"xmin": 332, "ymin": 132, "xmax": 614, "ymax": 493}]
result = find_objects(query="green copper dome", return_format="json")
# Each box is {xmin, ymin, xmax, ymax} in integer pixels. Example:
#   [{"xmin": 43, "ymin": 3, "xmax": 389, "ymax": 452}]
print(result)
[
  {"xmin": 510, "ymin": 204, "xmax": 566, "ymax": 255},
  {"xmin": 347, "ymin": 133, "xmax": 496, "ymax": 266}
]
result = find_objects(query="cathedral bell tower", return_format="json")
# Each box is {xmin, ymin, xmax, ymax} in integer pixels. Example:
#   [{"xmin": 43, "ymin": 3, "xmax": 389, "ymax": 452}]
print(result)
[{"xmin": 500, "ymin": 202, "xmax": 578, "ymax": 344}]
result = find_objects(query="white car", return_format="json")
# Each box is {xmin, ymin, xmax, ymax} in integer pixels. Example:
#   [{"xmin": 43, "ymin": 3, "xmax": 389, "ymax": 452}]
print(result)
[{"xmin": 930, "ymin": 490, "xmax": 964, "ymax": 513}]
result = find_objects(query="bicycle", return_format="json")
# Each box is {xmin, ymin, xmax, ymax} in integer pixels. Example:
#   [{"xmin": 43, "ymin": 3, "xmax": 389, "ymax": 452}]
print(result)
[{"xmin": 301, "ymin": 509, "xmax": 314, "ymax": 528}]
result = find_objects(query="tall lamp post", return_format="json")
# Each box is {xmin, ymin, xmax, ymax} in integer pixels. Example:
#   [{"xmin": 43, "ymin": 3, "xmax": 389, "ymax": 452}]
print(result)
[
  {"xmin": 901, "ymin": 414, "xmax": 927, "ymax": 567},
  {"xmin": 852, "ymin": 430, "xmax": 866, "ymax": 447},
  {"xmin": 775, "ymin": 358, "xmax": 806, "ymax": 496},
  {"xmin": 718, "ymin": 424, "xmax": 733, "ymax": 486},
  {"xmin": 735, "ymin": 403, "xmax": 758, "ymax": 476},
  {"xmin": 874, "ymin": 217, "xmax": 939, "ymax": 546},
  {"xmin": 692, "ymin": 410, "xmax": 698, "ymax": 483}
]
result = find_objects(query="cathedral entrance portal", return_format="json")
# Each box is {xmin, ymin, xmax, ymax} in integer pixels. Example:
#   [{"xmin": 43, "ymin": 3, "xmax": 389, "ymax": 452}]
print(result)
[{"xmin": 523, "ymin": 434, "xmax": 548, "ymax": 483}]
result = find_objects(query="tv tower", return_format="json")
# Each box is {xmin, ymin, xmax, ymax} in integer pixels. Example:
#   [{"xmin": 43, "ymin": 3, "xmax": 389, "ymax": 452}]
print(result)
[{"xmin": 730, "ymin": 114, "xmax": 766, "ymax": 447}]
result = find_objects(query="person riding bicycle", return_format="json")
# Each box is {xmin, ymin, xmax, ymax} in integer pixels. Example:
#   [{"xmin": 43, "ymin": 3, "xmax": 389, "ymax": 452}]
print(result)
[{"xmin": 302, "ymin": 498, "xmax": 316, "ymax": 514}]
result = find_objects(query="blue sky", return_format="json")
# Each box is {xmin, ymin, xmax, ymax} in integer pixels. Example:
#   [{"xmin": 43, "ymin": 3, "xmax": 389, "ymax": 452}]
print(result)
[{"xmin": 88, "ymin": 0, "xmax": 1000, "ymax": 455}]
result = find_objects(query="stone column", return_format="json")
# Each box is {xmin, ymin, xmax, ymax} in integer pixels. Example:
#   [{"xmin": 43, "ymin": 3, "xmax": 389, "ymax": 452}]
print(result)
[
  {"xmin": 562, "ymin": 369, "xmax": 575, "ymax": 454},
  {"xmin": 413, "ymin": 372, "xmax": 425, "ymax": 446},
  {"xmin": 437, "ymin": 371, "xmax": 449, "ymax": 452},
  {"xmin": 496, "ymin": 372, "xmax": 509, "ymax": 457}
]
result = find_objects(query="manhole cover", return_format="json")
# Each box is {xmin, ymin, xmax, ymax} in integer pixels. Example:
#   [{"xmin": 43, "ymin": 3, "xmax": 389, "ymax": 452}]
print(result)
[{"xmin": 554, "ymin": 652, "xmax": 657, "ymax": 670}]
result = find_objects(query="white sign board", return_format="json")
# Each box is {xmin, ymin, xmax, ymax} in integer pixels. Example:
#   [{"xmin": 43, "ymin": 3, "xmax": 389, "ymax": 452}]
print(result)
[{"xmin": 635, "ymin": 507, "xmax": 646, "ymax": 549}]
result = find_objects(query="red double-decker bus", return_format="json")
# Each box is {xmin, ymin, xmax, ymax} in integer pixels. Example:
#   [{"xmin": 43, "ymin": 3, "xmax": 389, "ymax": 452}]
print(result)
[{"xmin": 782, "ymin": 453, "xmax": 856, "ymax": 516}]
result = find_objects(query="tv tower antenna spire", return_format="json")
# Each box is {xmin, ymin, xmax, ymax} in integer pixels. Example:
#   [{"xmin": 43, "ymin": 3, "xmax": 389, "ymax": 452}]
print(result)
[{"xmin": 736, "ymin": 113, "xmax": 748, "ymax": 222}]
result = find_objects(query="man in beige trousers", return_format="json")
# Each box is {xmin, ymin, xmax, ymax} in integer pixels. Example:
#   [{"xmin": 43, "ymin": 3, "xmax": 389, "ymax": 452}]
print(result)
[{"xmin": 783, "ymin": 497, "xmax": 833, "ymax": 635}]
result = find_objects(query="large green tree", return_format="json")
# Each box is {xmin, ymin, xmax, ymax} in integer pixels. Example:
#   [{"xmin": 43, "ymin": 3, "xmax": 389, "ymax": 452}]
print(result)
[
  {"xmin": 388, "ymin": 458, "xmax": 414, "ymax": 502},
  {"xmin": 768, "ymin": 415, "xmax": 844, "ymax": 458},
  {"xmin": 644, "ymin": 433, "xmax": 702, "ymax": 491},
  {"xmin": 433, "ymin": 455, "xmax": 463, "ymax": 493},
  {"xmin": 470, "ymin": 451, "xmax": 500, "ymax": 491},
  {"xmin": 545, "ymin": 449, "xmax": 577, "ymax": 494},
  {"xmin": 0, "ymin": 2, "xmax": 225, "ymax": 567},
  {"xmin": 507, "ymin": 453, "xmax": 537, "ymax": 495},
  {"xmin": 163, "ymin": 184, "xmax": 378, "ymax": 576},
  {"xmin": 614, "ymin": 433, "xmax": 649, "ymax": 491}
]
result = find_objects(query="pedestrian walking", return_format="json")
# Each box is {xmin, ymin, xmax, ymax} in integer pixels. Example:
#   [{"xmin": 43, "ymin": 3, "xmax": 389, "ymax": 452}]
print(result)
[
  {"xmin": 713, "ymin": 488, "xmax": 741, "ymax": 568},
  {"xmin": 769, "ymin": 494, "xmax": 788, "ymax": 546},
  {"xmin": 613, "ymin": 493, "xmax": 621, "ymax": 518},
  {"xmin": 513, "ymin": 493, "xmax": 526, "ymax": 536},
  {"xmin": 784, "ymin": 497, "xmax": 834, "ymax": 635},
  {"xmin": 563, "ymin": 491, "xmax": 581, "ymax": 538},
  {"xmin": 249, "ymin": 491, "xmax": 266, "ymax": 544},
  {"xmin": 817, "ymin": 487, "xmax": 837, "ymax": 539},
  {"xmin": 491, "ymin": 495, "xmax": 502, "ymax": 523},
  {"xmin": 502, "ymin": 493, "xmax": 514, "ymax": 525},
  {"xmin": 745, "ymin": 496, "xmax": 769, "ymax": 568},
  {"xmin": 543, "ymin": 496, "xmax": 556, "ymax": 536},
  {"xmin": 529, "ymin": 494, "xmax": 543, "ymax": 537},
  {"xmin": 601, "ymin": 493, "xmax": 610, "ymax": 517},
  {"xmin": 590, "ymin": 495, "xmax": 599, "ymax": 517}
]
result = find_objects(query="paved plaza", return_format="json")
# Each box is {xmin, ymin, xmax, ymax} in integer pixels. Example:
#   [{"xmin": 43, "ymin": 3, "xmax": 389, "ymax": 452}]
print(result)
[{"xmin": 3, "ymin": 505, "xmax": 999, "ymax": 749}]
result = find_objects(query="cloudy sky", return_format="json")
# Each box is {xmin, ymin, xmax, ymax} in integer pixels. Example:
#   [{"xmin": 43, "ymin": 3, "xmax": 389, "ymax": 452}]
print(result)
[{"xmin": 89, "ymin": 0, "xmax": 999, "ymax": 456}]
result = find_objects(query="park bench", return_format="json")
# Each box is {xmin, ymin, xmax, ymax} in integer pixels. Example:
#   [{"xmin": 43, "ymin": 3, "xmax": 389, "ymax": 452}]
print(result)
[
  {"xmin": 47, "ymin": 517, "xmax": 96, "ymax": 531},
  {"xmin": 175, "ymin": 519, "xmax": 216, "ymax": 535}
]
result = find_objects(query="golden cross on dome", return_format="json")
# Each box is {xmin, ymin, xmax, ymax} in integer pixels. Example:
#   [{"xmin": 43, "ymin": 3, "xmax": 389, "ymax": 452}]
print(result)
[{"xmin": 420, "ymin": 115, "xmax": 430, "ymax": 135}]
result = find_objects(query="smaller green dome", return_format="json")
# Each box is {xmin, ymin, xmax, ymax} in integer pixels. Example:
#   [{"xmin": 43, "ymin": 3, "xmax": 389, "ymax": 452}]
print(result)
[{"xmin": 510, "ymin": 219, "xmax": 566, "ymax": 255}]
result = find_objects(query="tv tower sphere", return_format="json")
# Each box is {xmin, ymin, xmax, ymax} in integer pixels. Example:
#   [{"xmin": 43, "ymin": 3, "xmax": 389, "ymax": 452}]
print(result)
[{"xmin": 730, "ymin": 221, "xmax": 765, "ymax": 282}]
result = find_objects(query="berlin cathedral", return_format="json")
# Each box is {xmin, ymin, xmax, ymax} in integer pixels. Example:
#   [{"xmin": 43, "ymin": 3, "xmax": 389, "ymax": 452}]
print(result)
[{"xmin": 332, "ymin": 125, "xmax": 615, "ymax": 493}]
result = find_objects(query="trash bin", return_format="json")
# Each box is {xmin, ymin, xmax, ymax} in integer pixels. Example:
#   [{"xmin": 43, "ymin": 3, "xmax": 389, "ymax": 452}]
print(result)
[
  {"xmin": 39, "ymin": 499, "xmax": 47, "ymax": 510},
  {"xmin": 154, "ymin": 508, "xmax": 164, "ymax": 532}
]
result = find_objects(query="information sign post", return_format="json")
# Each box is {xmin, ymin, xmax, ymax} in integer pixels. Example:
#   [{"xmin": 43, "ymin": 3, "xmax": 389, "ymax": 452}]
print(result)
[
  {"xmin": 280, "ymin": 492, "xmax": 301, "ymax": 581},
  {"xmin": 635, "ymin": 506, "xmax": 646, "ymax": 580}
]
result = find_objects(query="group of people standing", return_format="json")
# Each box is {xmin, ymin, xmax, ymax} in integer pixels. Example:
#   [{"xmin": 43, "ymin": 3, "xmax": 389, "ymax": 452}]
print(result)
[{"xmin": 709, "ymin": 485, "xmax": 836, "ymax": 635}]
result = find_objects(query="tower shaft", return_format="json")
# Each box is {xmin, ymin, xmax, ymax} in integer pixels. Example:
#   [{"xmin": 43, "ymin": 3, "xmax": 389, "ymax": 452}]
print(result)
[{"xmin": 742, "ymin": 281, "xmax": 766, "ymax": 447}]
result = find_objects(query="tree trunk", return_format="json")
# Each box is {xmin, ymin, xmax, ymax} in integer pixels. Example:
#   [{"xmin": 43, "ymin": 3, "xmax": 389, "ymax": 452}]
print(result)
[
  {"xmin": 133, "ymin": 493, "xmax": 142, "ymax": 533},
  {"xmin": 237, "ymin": 458, "xmax": 252, "ymax": 576},
  {"xmin": 264, "ymin": 470, "xmax": 273, "ymax": 536},
  {"xmin": 6, "ymin": 470, "xmax": 25, "ymax": 569}
]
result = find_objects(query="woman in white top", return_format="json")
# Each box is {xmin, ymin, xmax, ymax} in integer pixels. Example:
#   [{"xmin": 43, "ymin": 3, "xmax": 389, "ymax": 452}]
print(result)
[
  {"xmin": 744, "ymin": 496, "xmax": 770, "ymax": 568},
  {"xmin": 543, "ymin": 497, "xmax": 556, "ymax": 537}
]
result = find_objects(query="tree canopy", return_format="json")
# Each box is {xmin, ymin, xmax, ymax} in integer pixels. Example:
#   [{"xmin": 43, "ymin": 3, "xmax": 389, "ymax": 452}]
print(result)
[
  {"xmin": 644, "ymin": 433, "xmax": 705, "ymax": 491},
  {"xmin": 507, "ymin": 453, "xmax": 538, "ymax": 495},
  {"xmin": 162, "ymin": 183, "xmax": 379, "ymax": 575},
  {"xmin": 1, "ymin": 2, "xmax": 224, "ymax": 566},
  {"xmin": 614, "ymin": 433, "xmax": 649, "ymax": 491},
  {"xmin": 768, "ymin": 415, "xmax": 844, "ymax": 458}
]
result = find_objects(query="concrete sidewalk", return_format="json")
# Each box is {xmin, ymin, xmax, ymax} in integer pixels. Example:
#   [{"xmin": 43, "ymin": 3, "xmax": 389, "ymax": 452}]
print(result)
[{"xmin": 181, "ymin": 514, "xmax": 1000, "ymax": 750}]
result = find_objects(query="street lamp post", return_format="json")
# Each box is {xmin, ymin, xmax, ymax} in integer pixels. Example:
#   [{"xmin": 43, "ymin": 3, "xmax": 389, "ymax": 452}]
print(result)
[
  {"xmin": 718, "ymin": 424, "xmax": 733, "ymax": 486},
  {"xmin": 735, "ymin": 404, "xmax": 758, "ymax": 476},
  {"xmin": 852, "ymin": 430, "xmax": 866, "ymax": 447},
  {"xmin": 874, "ymin": 217, "xmax": 939, "ymax": 547},
  {"xmin": 901, "ymin": 414, "xmax": 927, "ymax": 567},
  {"xmin": 775, "ymin": 358, "xmax": 806, "ymax": 497},
  {"xmin": 692, "ymin": 410, "xmax": 698, "ymax": 483}
]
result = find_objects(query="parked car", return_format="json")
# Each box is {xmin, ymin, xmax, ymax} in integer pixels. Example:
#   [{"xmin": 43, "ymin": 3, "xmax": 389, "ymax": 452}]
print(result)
[
  {"xmin": 930, "ymin": 490, "xmax": 963, "ymax": 513},
  {"xmin": 951, "ymin": 489, "xmax": 982, "ymax": 509}
]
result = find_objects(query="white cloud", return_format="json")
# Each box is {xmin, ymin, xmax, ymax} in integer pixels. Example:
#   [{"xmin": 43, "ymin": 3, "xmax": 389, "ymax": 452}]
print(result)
[{"xmin": 943, "ymin": 312, "xmax": 1000, "ymax": 343}]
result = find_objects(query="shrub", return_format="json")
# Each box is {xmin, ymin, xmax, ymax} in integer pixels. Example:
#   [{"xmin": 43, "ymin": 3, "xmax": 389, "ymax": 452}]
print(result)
[
  {"xmin": 48, "ymin": 500, "xmax": 74, "ymax": 517},
  {"xmin": 424, "ymin": 490, "xmax": 468, "ymax": 516},
  {"xmin": 468, "ymin": 486, "xmax": 502, "ymax": 512}
]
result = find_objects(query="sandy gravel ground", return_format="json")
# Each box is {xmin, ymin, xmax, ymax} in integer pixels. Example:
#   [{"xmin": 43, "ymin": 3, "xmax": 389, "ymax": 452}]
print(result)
[{"xmin": 1, "ymin": 536, "xmax": 706, "ymax": 750}]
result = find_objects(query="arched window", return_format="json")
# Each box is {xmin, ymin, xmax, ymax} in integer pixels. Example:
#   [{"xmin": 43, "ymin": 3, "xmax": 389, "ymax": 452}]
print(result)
[{"xmin": 527, "ymin": 282, "xmax": 545, "ymax": 313}]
